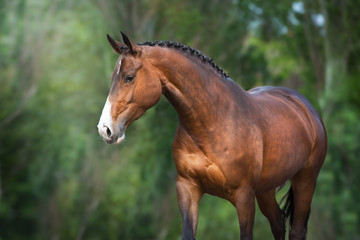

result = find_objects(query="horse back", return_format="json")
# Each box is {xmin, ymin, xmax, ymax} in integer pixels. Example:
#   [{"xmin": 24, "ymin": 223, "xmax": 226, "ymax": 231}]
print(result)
[{"xmin": 248, "ymin": 86, "xmax": 326, "ymax": 145}]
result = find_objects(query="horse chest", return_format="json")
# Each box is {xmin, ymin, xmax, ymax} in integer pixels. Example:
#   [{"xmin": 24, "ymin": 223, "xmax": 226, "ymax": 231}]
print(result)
[{"xmin": 175, "ymin": 152, "xmax": 232, "ymax": 198}]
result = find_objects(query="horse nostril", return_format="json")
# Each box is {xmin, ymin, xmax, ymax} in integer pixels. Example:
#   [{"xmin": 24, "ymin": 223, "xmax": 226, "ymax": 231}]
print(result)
[{"xmin": 105, "ymin": 126, "xmax": 112, "ymax": 138}]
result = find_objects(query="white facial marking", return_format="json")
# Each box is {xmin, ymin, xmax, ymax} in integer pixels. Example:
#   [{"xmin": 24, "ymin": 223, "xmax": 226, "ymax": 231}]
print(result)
[
  {"xmin": 116, "ymin": 58, "xmax": 122, "ymax": 75},
  {"xmin": 97, "ymin": 97, "xmax": 113, "ymax": 137},
  {"xmin": 98, "ymin": 57, "xmax": 126, "ymax": 143}
]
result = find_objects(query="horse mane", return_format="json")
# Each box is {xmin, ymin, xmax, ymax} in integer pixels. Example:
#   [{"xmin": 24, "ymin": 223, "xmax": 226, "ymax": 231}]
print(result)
[{"xmin": 138, "ymin": 41, "xmax": 229, "ymax": 79}]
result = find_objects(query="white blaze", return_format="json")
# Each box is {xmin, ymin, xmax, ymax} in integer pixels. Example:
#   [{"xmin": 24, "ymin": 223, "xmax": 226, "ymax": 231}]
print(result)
[
  {"xmin": 98, "ymin": 58, "xmax": 122, "ymax": 135},
  {"xmin": 116, "ymin": 58, "xmax": 122, "ymax": 75},
  {"xmin": 97, "ymin": 97, "xmax": 113, "ymax": 136},
  {"xmin": 97, "ymin": 57, "xmax": 126, "ymax": 143}
]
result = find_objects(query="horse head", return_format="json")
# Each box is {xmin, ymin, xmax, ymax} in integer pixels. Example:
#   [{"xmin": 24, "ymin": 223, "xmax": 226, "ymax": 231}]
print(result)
[{"xmin": 97, "ymin": 32, "xmax": 162, "ymax": 144}]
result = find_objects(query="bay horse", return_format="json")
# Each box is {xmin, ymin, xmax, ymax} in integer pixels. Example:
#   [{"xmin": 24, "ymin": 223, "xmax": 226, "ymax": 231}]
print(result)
[{"xmin": 97, "ymin": 32, "xmax": 327, "ymax": 240}]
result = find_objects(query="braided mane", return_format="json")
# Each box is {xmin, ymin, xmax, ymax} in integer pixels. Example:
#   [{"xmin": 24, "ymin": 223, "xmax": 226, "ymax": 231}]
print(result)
[{"xmin": 138, "ymin": 41, "xmax": 229, "ymax": 78}]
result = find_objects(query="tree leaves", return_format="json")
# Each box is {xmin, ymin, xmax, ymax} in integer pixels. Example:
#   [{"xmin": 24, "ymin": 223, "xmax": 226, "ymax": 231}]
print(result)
[{"xmin": 1, "ymin": 0, "xmax": 359, "ymax": 239}]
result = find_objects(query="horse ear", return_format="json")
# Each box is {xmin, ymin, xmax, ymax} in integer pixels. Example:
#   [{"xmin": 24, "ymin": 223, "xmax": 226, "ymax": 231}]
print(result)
[
  {"xmin": 107, "ymin": 34, "xmax": 125, "ymax": 54},
  {"xmin": 120, "ymin": 31, "xmax": 141, "ymax": 55}
]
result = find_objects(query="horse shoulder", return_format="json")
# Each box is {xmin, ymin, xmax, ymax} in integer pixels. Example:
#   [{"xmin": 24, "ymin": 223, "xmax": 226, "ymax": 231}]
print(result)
[{"xmin": 172, "ymin": 123, "xmax": 263, "ymax": 199}]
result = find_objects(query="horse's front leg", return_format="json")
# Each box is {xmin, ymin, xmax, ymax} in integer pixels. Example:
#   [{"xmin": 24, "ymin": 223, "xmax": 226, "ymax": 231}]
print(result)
[
  {"xmin": 232, "ymin": 188, "xmax": 256, "ymax": 240},
  {"xmin": 176, "ymin": 177, "xmax": 203, "ymax": 240}
]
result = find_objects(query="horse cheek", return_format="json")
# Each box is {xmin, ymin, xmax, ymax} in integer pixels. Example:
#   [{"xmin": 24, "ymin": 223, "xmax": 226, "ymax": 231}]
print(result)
[{"xmin": 142, "ymin": 79, "xmax": 162, "ymax": 109}]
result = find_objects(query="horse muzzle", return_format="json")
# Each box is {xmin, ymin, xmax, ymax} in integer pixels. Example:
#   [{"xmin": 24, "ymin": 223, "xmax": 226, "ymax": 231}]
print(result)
[
  {"xmin": 97, "ymin": 123, "xmax": 125, "ymax": 144},
  {"xmin": 97, "ymin": 96, "xmax": 127, "ymax": 144}
]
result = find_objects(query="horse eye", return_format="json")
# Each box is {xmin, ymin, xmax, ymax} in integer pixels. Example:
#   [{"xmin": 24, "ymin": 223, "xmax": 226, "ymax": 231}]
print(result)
[{"xmin": 124, "ymin": 75, "xmax": 135, "ymax": 83}]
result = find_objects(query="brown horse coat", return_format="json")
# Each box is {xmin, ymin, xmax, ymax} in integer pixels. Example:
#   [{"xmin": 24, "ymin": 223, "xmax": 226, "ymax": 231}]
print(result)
[{"xmin": 98, "ymin": 33, "xmax": 327, "ymax": 240}]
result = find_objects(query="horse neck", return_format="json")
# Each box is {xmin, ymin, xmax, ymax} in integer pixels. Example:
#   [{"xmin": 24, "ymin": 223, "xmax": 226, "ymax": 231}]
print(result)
[{"xmin": 148, "ymin": 47, "xmax": 249, "ymax": 133}]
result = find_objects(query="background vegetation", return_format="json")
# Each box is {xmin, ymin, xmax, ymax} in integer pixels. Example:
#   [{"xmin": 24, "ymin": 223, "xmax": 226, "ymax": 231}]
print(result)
[{"xmin": 1, "ymin": 0, "xmax": 359, "ymax": 239}]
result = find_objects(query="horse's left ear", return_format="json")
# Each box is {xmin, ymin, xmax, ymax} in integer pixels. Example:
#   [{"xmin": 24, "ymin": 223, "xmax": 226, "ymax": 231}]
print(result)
[{"xmin": 121, "ymin": 31, "xmax": 141, "ymax": 55}]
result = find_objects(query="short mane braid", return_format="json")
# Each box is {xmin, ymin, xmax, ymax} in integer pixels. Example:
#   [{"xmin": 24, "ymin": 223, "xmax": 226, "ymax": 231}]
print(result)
[{"xmin": 139, "ymin": 41, "xmax": 229, "ymax": 78}]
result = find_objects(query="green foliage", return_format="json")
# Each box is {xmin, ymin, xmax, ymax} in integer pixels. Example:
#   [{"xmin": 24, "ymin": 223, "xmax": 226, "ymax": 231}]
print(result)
[{"xmin": 1, "ymin": 0, "xmax": 359, "ymax": 239}]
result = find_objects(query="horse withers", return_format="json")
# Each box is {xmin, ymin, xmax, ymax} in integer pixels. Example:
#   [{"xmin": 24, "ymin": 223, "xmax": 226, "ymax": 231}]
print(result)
[{"xmin": 97, "ymin": 32, "xmax": 327, "ymax": 240}]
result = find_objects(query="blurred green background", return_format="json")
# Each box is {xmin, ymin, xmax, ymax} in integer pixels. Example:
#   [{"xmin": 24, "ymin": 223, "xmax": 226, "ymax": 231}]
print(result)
[{"xmin": 0, "ymin": 0, "xmax": 359, "ymax": 239}]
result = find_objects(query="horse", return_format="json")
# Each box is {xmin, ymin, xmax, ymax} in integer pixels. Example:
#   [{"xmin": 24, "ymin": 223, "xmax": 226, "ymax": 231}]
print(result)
[{"xmin": 97, "ymin": 32, "xmax": 327, "ymax": 240}]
